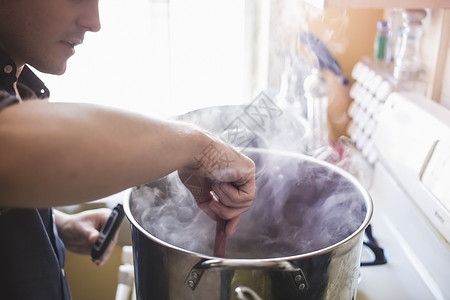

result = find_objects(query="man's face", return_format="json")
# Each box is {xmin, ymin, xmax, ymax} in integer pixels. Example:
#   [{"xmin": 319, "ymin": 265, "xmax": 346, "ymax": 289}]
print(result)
[{"xmin": 0, "ymin": 0, "xmax": 101, "ymax": 75}]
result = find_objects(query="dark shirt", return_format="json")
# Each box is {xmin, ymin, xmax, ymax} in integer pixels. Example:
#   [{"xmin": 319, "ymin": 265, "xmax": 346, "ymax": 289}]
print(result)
[{"xmin": 0, "ymin": 48, "xmax": 71, "ymax": 300}]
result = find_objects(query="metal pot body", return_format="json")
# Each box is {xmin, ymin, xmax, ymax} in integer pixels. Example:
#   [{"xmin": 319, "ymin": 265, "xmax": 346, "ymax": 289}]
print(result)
[{"xmin": 124, "ymin": 148, "xmax": 372, "ymax": 300}]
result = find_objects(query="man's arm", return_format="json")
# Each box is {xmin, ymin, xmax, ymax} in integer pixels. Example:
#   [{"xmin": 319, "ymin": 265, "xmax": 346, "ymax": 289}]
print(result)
[{"xmin": 0, "ymin": 100, "xmax": 255, "ymax": 214}]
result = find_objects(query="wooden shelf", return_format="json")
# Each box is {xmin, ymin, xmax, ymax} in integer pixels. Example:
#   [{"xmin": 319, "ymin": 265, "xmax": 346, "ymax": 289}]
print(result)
[{"xmin": 304, "ymin": 0, "xmax": 450, "ymax": 9}]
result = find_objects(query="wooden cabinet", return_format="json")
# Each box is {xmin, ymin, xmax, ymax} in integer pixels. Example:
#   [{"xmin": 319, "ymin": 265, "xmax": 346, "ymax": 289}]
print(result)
[
  {"xmin": 304, "ymin": 0, "xmax": 450, "ymax": 9},
  {"xmin": 424, "ymin": 9, "xmax": 450, "ymax": 107}
]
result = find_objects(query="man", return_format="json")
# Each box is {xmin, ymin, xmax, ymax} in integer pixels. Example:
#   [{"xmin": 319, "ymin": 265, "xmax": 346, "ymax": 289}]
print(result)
[{"xmin": 0, "ymin": 0, "xmax": 256, "ymax": 299}]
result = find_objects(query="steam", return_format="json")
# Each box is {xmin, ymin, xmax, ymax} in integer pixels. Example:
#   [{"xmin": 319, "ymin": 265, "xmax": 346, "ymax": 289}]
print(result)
[
  {"xmin": 130, "ymin": 149, "xmax": 368, "ymax": 259},
  {"xmin": 131, "ymin": 173, "xmax": 215, "ymax": 255},
  {"xmin": 176, "ymin": 102, "xmax": 310, "ymax": 154},
  {"xmin": 128, "ymin": 2, "xmax": 361, "ymax": 261},
  {"xmin": 130, "ymin": 94, "xmax": 367, "ymax": 259}
]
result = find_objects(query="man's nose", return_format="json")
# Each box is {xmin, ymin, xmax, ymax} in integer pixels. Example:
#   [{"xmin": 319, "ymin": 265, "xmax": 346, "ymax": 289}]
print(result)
[{"xmin": 77, "ymin": 1, "xmax": 101, "ymax": 32}]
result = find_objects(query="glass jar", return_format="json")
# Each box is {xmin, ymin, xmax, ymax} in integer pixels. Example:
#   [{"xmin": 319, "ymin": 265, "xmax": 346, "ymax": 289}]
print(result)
[{"xmin": 393, "ymin": 9, "xmax": 427, "ymax": 84}]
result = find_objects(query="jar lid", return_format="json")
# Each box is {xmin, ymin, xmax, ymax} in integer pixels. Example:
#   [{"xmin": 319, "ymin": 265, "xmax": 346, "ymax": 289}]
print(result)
[{"xmin": 402, "ymin": 9, "xmax": 427, "ymax": 24}]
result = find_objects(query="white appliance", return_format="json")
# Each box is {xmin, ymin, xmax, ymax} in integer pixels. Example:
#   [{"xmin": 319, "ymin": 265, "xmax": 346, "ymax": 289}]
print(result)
[{"xmin": 349, "ymin": 60, "xmax": 450, "ymax": 299}]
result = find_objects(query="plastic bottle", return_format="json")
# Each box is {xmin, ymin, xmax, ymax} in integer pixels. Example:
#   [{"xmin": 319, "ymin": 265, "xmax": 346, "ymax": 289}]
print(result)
[
  {"xmin": 373, "ymin": 20, "xmax": 389, "ymax": 65},
  {"xmin": 385, "ymin": 9, "xmax": 403, "ymax": 67},
  {"xmin": 276, "ymin": 51, "xmax": 305, "ymax": 117}
]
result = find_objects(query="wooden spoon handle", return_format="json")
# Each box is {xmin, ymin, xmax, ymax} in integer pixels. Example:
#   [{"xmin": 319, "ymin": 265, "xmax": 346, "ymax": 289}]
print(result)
[{"xmin": 214, "ymin": 218, "xmax": 227, "ymax": 258}]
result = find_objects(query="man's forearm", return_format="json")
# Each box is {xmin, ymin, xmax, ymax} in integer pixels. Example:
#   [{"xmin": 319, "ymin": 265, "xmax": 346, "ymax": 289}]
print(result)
[{"xmin": 0, "ymin": 100, "xmax": 210, "ymax": 207}]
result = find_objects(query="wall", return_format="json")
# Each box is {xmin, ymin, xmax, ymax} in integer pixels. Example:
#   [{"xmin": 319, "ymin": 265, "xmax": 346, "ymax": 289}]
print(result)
[
  {"xmin": 333, "ymin": 9, "xmax": 384, "ymax": 80},
  {"xmin": 268, "ymin": 0, "xmax": 383, "ymax": 88},
  {"xmin": 65, "ymin": 246, "xmax": 123, "ymax": 300}
]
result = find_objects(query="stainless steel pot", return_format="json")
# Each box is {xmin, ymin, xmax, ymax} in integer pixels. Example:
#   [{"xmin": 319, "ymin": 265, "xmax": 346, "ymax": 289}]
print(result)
[{"xmin": 124, "ymin": 148, "xmax": 372, "ymax": 300}]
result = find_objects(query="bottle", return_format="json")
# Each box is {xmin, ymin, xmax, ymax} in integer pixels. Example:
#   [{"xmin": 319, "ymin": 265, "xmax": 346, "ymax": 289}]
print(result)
[
  {"xmin": 276, "ymin": 51, "xmax": 305, "ymax": 117},
  {"xmin": 393, "ymin": 9, "xmax": 427, "ymax": 93},
  {"xmin": 303, "ymin": 69, "xmax": 329, "ymax": 151},
  {"xmin": 385, "ymin": 9, "xmax": 403, "ymax": 67},
  {"xmin": 373, "ymin": 20, "xmax": 389, "ymax": 66}
]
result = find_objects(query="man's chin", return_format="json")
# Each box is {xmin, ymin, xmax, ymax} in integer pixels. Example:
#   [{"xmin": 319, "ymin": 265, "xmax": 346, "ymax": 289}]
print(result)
[
  {"xmin": 33, "ymin": 62, "xmax": 67, "ymax": 75},
  {"xmin": 47, "ymin": 65, "xmax": 67, "ymax": 76}
]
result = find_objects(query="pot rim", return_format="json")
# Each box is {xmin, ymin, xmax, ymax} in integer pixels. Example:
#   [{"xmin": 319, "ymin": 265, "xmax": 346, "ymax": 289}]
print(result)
[
  {"xmin": 175, "ymin": 104, "xmax": 311, "ymax": 143},
  {"xmin": 123, "ymin": 148, "xmax": 373, "ymax": 262}
]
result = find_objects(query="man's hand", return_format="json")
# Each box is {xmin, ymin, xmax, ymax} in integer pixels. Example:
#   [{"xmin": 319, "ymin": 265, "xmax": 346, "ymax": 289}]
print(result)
[
  {"xmin": 54, "ymin": 208, "xmax": 118, "ymax": 266},
  {"xmin": 178, "ymin": 137, "xmax": 256, "ymax": 236}
]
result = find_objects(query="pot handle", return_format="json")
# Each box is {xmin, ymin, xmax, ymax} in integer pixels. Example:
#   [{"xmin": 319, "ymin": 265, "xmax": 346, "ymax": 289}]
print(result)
[
  {"xmin": 185, "ymin": 259, "xmax": 309, "ymax": 292},
  {"xmin": 196, "ymin": 259, "xmax": 300, "ymax": 271}
]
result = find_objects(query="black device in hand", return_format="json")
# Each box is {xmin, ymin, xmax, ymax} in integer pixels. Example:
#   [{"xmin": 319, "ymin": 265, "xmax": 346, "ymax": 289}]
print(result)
[{"xmin": 91, "ymin": 203, "xmax": 125, "ymax": 260}]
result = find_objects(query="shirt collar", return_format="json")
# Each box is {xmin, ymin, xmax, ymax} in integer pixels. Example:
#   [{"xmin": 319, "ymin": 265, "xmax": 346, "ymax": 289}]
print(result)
[
  {"xmin": 0, "ymin": 47, "xmax": 50, "ymax": 99},
  {"xmin": 0, "ymin": 48, "xmax": 18, "ymax": 96}
]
